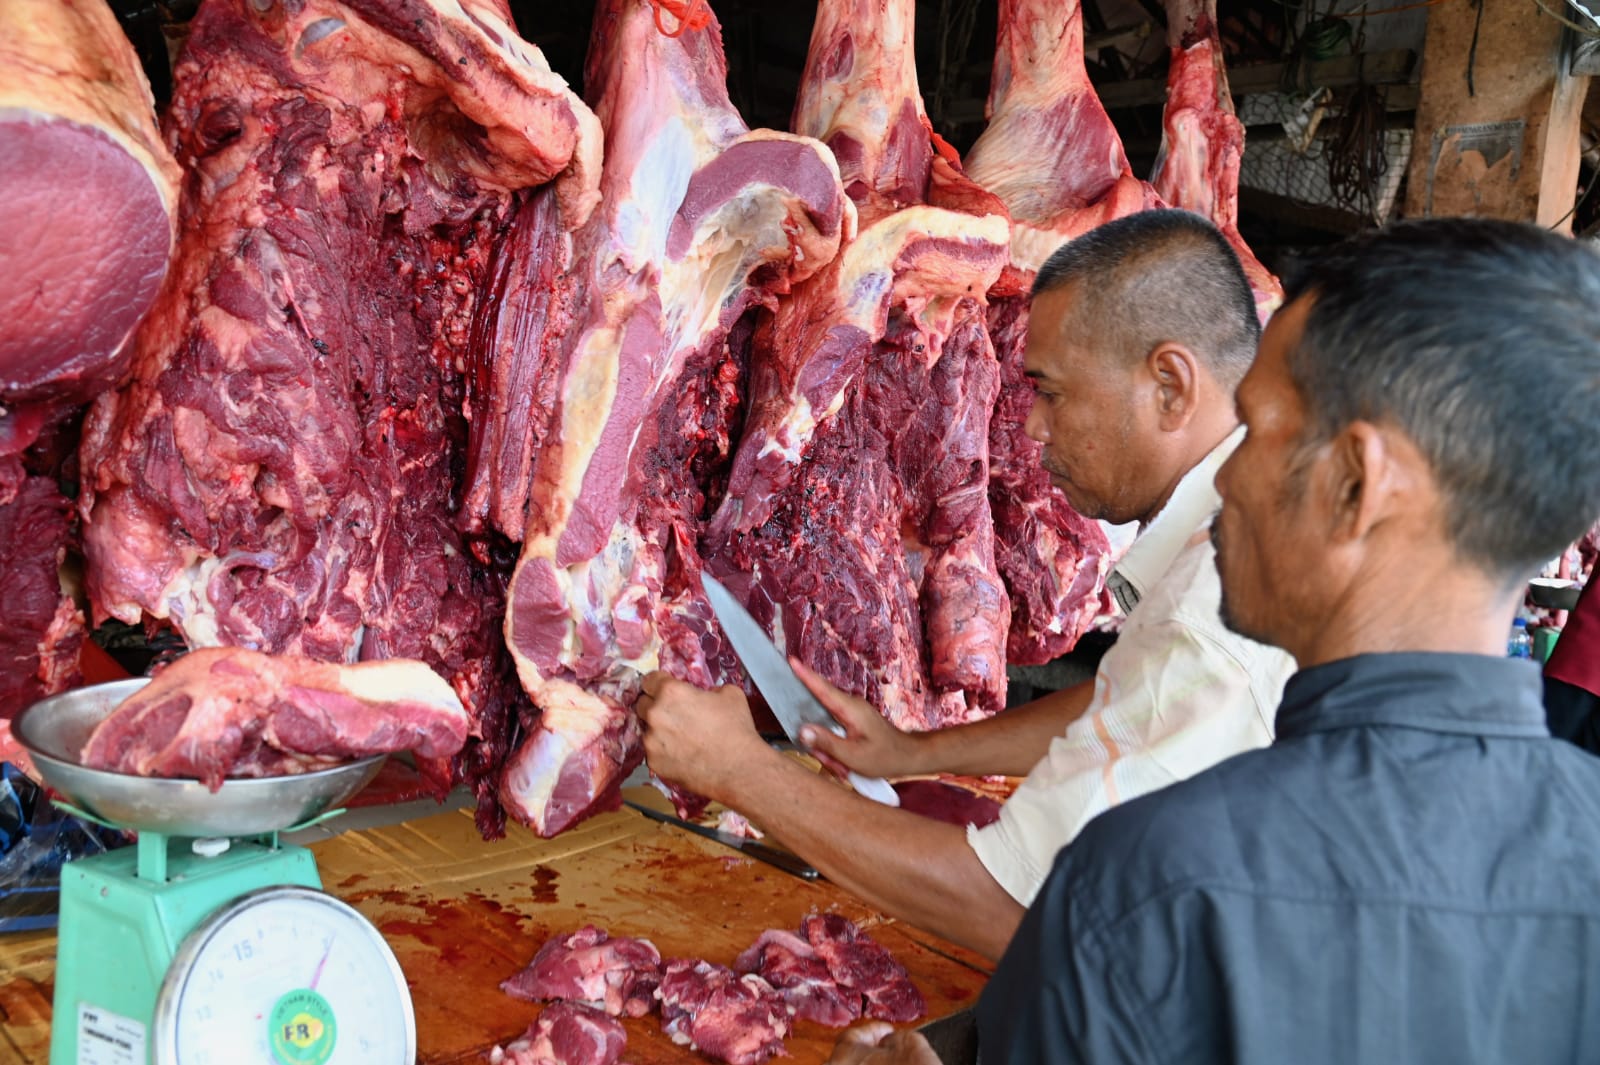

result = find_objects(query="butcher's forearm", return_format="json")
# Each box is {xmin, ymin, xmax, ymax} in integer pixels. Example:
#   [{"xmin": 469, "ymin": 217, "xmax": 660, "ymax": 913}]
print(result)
[
  {"xmin": 920, "ymin": 678, "xmax": 1095, "ymax": 777},
  {"xmin": 722, "ymin": 753, "xmax": 1024, "ymax": 961}
]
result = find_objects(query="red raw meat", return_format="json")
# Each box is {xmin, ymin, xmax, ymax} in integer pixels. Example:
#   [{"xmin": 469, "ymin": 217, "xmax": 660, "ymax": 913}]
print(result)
[
  {"xmin": 734, "ymin": 929, "xmax": 861, "ymax": 1028},
  {"xmin": 501, "ymin": 926, "xmax": 663, "ymax": 1019},
  {"xmin": 891, "ymin": 778, "xmax": 1003, "ymax": 828},
  {"xmin": 658, "ymin": 958, "xmax": 791, "ymax": 1065},
  {"xmin": 1152, "ymin": 0, "xmax": 1283, "ymax": 315},
  {"xmin": 704, "ymin": 0, "xmax": 1015, "ymax": 730},
  {"xmin": 77, "ymin": 0, "xmax": 600, "ymax": 835},
  {"xmin": 0, "ymin": 0, "xmax": 177, "ymax": 719},
  {"xmin": 489, "ymin": 1002, "xmax": 626, "ymax": 1065},
  {"xmin": 497, "ymin": 0, "xmax": 849, "ymax": 835},
  {"xmin": 0, "ymin": 0, "xmax": 180, "ymax": 421},
  {"xmin": 801, "ymin": 914, "xmax": 926, "ymax": 1024},
  {"xmin": 79, "ymin": 648, "xmax": 469, "ymax": 789}
]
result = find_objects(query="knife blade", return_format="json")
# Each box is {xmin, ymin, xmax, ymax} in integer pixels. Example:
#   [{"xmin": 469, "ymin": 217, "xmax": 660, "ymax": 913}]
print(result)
[
  {"xmin": 701, "ymin": 573, "xmax": 900, "ymax": 807},
  {"xmin": 623, "ymin": 800, "xmax": 819, "ymax": 879}
]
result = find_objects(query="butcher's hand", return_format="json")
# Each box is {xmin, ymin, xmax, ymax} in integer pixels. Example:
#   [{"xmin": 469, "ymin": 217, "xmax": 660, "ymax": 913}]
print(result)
[
  {"xmin": 826, "ymin": 1023, "xmax": 941, "ymax": 1065},
  {"xmin": 637, "ymin": 672, "xmax": 775, "ymax": 804},
  {"xmin": 791, "ymin": 658, "xmax": 931, "ymax": 779}
]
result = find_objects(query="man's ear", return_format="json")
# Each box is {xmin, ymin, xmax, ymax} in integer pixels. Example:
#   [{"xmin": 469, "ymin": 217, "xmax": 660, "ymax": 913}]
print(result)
[
  {"xmin": 1323, "ymin": 420, "xmax": 1398, "ymax": 542},
  {"xmin": 1146, "ymin": 343, "xmax": 1201, "ymax": 431}
]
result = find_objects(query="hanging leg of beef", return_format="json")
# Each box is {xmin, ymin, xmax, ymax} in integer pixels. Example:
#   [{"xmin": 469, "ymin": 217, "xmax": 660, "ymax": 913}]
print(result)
[
  {"xmin": 1152, "ymin": 0, "xmax": 1282, "ymax": 315},
  {"xmin": 496, "ymin": 0, "xmax": 849, "ymax": 836},
  {"xmin": 77, "ymin": 0, "xmax": 601, "ymax": 830}
]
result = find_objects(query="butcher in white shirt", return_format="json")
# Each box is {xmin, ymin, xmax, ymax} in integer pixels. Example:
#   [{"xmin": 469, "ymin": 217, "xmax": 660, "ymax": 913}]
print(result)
[{"xmin": 637, "ymin": 209, "xmax": 1294, "ymax": 959}]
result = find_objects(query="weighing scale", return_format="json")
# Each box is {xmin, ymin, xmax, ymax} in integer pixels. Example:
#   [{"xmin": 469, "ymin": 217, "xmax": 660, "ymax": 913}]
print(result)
[{"xmin": 14, "ymin": 679, "xmax": 418, "ymax": 1065}]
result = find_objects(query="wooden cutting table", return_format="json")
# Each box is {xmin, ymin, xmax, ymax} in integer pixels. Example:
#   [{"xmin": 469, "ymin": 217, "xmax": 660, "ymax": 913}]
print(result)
[{"xmin": 0, "ymin": 788, "xmax": 991, "ymax": 1063}]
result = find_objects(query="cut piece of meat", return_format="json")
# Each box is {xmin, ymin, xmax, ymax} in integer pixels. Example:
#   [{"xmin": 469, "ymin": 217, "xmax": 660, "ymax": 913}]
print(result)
[
  {"xmin": 734, "ymin": 929, "xmax": 861, "ymax": 1028},
  {"xmin": 800, "ymin": 914, "xmax": 926, "ymax": 1024},
  {"xmin": 704, "ymin": 0, "xmax": 1014, "ymax": 731},
  {"xmin": 890, "ymin": 776, "xmax": 1004, "ymax": 828},
  {"xmin": 0, "ymin": 0, "xmax": 180, "ymax": 418},
  {"xmin": 489, "ymin": 1002, "xmax": 626, "ymax": 1065},
  {"xmin": 0, "ymin": 453, "xmax": 85, "ymax": 721},
  {"xmin": 498, "ymin": 0, "xmax": 849, "ymax": 835},
  {"xmin": 79, "ymin": 648, "xmax": 469, "ymax": 789},
  {"xmin": 77, "ymin": 0, "xmax": 601, "ymax": 834},
  {"xmin": 1151, "ymin": 0, "xmax": 1282, "ymax": 315},
  {"xmin": 500, "ymin": 926, "xmax": 663, "ymax": 1019},
  {"xmin": 657, "ymin": 958, "xmax": 791, "ymax": 1065}
]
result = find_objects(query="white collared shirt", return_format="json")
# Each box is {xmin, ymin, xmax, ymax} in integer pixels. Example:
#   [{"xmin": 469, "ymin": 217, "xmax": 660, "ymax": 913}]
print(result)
[{"xmin": 969, "ymin": 428, "xmax": 1295, "ymax": 906}]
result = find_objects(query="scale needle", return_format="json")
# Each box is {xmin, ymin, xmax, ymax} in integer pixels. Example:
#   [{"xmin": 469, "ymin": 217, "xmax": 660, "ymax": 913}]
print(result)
[{"xmin": 310, "ymin": 935, "xmax": 335, "ymax": 990}]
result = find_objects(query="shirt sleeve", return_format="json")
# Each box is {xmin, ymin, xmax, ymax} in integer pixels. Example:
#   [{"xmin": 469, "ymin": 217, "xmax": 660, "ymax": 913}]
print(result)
[
  {"xmin": 978, "ymin": 844, "xmax": 1158, "ymax": 1065},
  {"xmin": 969, "ymin": 619, "xmax": 1272, "ymax": 906}
]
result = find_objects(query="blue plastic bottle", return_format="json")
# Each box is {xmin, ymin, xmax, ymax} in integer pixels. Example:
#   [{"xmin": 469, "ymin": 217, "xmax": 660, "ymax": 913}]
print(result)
[{"xmin": 1508, "ymin": 617, "xmax": 1534, "ymax": 659}]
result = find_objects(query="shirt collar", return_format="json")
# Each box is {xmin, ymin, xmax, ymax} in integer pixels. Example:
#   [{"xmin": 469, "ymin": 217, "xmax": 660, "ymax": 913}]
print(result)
[
  {"xmin": 1108, "ymin": 427, "xmax": 1242, "ymax": 614},
  {"xmin": 1275, "ymin": 652, "xmax": 1549, "ymax": 742}
]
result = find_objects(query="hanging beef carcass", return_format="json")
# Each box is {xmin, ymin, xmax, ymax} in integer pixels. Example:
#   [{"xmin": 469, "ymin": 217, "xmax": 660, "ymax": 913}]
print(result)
[
  {"xmin": 961, "ymin": 0, "xmax": 1167, "ymax": 665},
  {"xmin": 496, "ymin": 0, "xmax": 851, "ymax": 835},
  {"xmin": 703, "ymin": 0, "xmax": 1014, "ymax": 730},
  {"xmin": 0, "ymin": 0, "xmax": 181, "ymax": 718},
  {"xmin": 77, "ymin": 0, "xmax": 601, "ymax": 831},
  {"xmin": 1151, "ymin": 0, "xmax": 1283, "ymax": 314}
]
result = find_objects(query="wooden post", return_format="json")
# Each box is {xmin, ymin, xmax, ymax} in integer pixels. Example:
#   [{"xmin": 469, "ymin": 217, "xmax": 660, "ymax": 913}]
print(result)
[{"xmin": 1404, "ymin": 0, "xmax": 1589, "ymax": 229}]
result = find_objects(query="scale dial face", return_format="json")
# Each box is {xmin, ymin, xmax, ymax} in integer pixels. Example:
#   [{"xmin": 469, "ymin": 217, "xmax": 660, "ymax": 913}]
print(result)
[{"xmin": 153, "ymin": 886, "xmax": 415, "ymax": 1065}]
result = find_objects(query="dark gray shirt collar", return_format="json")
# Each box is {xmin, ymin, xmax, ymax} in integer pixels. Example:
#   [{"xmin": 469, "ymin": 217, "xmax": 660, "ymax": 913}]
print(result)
[{"xmin": 1276, "ymin": 651, "xmax": 1549, "ymax": 742}]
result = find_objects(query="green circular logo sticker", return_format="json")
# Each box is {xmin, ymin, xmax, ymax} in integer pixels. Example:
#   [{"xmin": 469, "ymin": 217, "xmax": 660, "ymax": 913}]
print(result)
[{"xmin": 269, "ymin": 988, "xmax": 337, "ymax": 1065}]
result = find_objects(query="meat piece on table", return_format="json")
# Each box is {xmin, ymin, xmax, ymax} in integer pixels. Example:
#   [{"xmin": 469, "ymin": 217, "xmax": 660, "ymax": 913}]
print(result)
[
  {"xmin": 704, "ymin": 0, "xmax": 1015, "ymax": 732},
  {"xmin": 77, "ymin": 0, "xmax": 600, "ymax": 834},
  {"xmin": 501, "ymin": 926, "xmax": 663, "ymax": 1019},
  {"xmin": 734, "ymin": 929, "xmax": 861, "ymax": 1028},
  {"xmin": 79, "ymin": 647, "xmax": 469, "ymax": 788},
  {"xmin": 801, "ymin": 914, "xmax": 926, "ymax": 1023},
  {"xmin": 1151, "ymin": 0, "xmax": 1282, "ymax": 315},
  {"xmin": 489, "ymin": 1002, "xmax": 626, "ymax": 1065},
  {"xmin": 657, "ymin": 958, "xmax": 791, "ymax": 1065},
  {"xmin": 498, "ymin": 0, "xmax": 849, "ymax": 835}
]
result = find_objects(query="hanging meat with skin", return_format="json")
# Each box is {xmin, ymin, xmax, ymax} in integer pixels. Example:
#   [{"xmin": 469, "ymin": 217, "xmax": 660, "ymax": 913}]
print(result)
[
  {"xmin": 0, "ymin": 0, "xmax": 180, "ymax": 719},
  {"xmin": 703, "ymin": 0, "xmax": 1014, "ymax": 731},
  {"xmin": 1151, "ymin": 0, "xmax": 1283, "ymax": 315},
  {"xmin": 497, "ymin": 0, "xmax": 851, "ymax": 836},
  {"xmin": 961, "ymin": 0, "xmax": 1165, "ymax": 664},
  {"xmin": 77, "ymin": 0, "xmax": 601, "ymax": 831}
]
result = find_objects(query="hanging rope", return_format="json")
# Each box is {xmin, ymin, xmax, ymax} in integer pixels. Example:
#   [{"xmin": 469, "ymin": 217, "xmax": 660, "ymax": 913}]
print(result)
[{"xmin": 649, "ymin": 0, "xmax": 713, "ymax": 37}]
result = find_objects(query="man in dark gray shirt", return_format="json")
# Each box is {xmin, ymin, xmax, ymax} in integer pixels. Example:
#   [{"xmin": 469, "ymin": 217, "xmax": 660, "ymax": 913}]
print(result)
[{"xmin": 827, "ymin": 219, "xmax": 1600, "ymax": 1064}]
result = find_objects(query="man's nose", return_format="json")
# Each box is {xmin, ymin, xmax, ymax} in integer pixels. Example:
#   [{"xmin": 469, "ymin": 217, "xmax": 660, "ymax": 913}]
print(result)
[{"xmin": 1024, "ymin": 398, "xmax": 1048, "ymax": 444}]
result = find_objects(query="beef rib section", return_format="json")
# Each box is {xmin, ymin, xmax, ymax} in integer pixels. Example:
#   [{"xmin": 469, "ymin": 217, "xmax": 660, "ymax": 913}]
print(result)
[
  {"xmin": 705, "ymin": 0, "xmax": 1014, "ymax": 730},
  {"xmin": 498, "ymin": 0, "xmax": 850, "ymax": 835},
  {"xmin": 77, "ymin": 0, "xmax": 601, "ymax": 831}
]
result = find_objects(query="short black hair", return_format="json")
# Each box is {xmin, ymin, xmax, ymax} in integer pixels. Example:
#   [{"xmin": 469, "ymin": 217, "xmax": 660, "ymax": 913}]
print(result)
[
  {"xmin": 1032, "ymin": 209, "xmax": 1260, "ymax": 387},
  {"xmin": 1282, "ymin": 218, "xmax": 1600, "ymax": 580}
]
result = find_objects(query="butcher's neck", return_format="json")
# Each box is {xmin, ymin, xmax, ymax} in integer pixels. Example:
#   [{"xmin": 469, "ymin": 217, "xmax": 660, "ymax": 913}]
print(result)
[{"xmin": 1139, "ymin": 413, "xmax": 1237, "ymax": 529}]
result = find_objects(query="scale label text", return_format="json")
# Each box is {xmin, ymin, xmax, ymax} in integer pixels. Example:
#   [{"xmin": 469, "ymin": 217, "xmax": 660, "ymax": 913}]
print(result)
[{"xmin": 77, "ymin": 1003, "xmax": 146, "ymax": 1065}]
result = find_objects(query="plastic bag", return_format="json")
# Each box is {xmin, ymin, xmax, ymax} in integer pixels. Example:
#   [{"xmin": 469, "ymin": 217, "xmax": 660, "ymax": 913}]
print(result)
[{"xmin": 0, "ymin": 763, "xmax": 128, "ymax": 933}]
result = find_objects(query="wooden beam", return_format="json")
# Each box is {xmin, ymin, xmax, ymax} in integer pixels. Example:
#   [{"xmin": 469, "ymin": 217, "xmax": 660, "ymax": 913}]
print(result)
[
  {"xmin": 1095, "ymin": 48, "xmax": 1418, "ymax": 111},
  {"xmin": 1404, "ymin": 0, "xmax": 1590, "ymax": 227},
  {"xmin": 1239, "ymin": 187, "xmax": 1375, "ymax": 236}
]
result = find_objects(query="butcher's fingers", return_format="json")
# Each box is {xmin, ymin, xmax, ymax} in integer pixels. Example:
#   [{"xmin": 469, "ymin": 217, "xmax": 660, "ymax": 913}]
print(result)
[{"xmin": 791, "ymin": 658, "xmax": 929, "ymax": 779}]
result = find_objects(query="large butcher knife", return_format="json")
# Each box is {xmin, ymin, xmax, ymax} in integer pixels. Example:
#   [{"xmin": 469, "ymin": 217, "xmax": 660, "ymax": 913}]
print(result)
[
  {"xmin": 701, "ymin": 574, "xmax": 901, "ymax": 807},
  {"xmin": 623, "ymin": 799, "xmax": 819, "ymax": 880}
]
